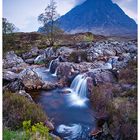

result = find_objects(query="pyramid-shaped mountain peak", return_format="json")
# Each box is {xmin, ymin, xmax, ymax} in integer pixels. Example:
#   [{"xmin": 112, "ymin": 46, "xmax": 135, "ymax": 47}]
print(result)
[{"xmin": 57, "ymin": 0, "xmax": 137, "ymax": 36}]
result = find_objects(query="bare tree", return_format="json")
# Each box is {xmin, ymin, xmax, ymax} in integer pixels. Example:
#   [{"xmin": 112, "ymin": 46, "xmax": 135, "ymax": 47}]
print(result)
[
  {"xmin": 3, "ymin": 18, "xmax": 19, "ymax": 47},
  {"xmin": 38, "ymin": 0, "xmax": 62, "ymax": 46},
  {"xmin": 3, "ymin": 18, "xmax": 18, "ymax": 34}
]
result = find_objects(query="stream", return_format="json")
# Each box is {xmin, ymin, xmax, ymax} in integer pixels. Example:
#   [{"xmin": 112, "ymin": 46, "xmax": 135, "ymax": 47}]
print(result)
[{"xmin": 32, "ymin": 67, "xmax": 96, "ymax": 140}]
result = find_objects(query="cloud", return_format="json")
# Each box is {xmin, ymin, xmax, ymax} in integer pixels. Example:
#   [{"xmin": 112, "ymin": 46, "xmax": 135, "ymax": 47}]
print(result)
[{"xmin": 112, "ymin": 0, "xmax": 137, "ymax": 22}]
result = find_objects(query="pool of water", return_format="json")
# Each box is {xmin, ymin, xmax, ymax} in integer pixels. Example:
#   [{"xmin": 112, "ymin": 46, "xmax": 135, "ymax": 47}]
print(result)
[
  {"xmin": 32, "ymin": 67, "xmax": 96, "ymax": 140},
  {"xmin": 33, "ymin": 67, "xmax": 57, "ymax": 82}
]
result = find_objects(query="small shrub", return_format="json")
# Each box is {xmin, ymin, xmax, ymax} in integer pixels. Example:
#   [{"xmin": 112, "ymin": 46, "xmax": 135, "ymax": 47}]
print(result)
[
  {"xmin": 68, "ymin": 50, "xmax": 88, "ymax": 63},
  {"xmin": 90, "ymin": 81, "xmax": 137, "ymax": 140},
  {"xmin": 3, "ymin": 129, "xmax": 28, "ymax": 140},
  {"xmin": 84, "ymin": 34, "xmax": 94, "ymax": 42},
  {"xmin": 23, "ymin": 120, "xmax": 52, "ymax": 140},
  {"xmin": 3, "ymin": 92, "xmax": 48, "ymax": 130},
  {"xmin": 119, "ymin": 60, "xmax": 137, "ymax": 85}
]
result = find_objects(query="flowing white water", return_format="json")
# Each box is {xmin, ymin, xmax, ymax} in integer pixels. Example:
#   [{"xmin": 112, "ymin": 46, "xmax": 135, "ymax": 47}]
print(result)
[
  {"xmin": 46, "ymin": 58, "xmax": 59, "ymax": 72},
  {"xmin": 57, "ymin": 124, "xmax": 82, "ymax": 139},
  {"xmin": 70, "ymin": 74, "xmax": 88, "ymax": 98},
  {"xmin": 52, "ymin": 67, "xmax": 58, "ymax": 77},
  {"xmin": 66, "ymin": 74, "xmax": 89, "ymax": 107},
  {"xmin": 46, "ymin": 60, "xmax": 54, "ymax": 72},
  {"xmin": 104, "ymin": 58, "xmax": 113, "ymax": 69}
]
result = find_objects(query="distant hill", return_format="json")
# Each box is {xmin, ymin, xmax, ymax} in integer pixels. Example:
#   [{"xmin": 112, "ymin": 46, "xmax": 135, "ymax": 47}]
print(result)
[{"xmin": 56, "ymin": 0, "xmax": 137, "ymax": 36}]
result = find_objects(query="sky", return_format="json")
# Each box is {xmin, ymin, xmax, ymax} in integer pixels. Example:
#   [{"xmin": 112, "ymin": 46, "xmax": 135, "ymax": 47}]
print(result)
[{"xmin": 3, "ymin": 0, "xmax": 137, "ymax": 32}]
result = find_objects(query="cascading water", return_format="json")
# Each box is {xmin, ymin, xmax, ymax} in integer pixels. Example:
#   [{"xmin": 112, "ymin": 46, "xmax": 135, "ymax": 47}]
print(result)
[
  {"xmin": 104, "ymin": 58, "xmax": 113, "ymax": 69},
  {"xmin": 46, "ymin": 60, "xmax": 54, "ymax": 72},
  {"xmin": 47, "ymin": 57, "xmax": 59, "ymax": 73},
  {"xmin": 67, "ymin": 74, "xmax": 89, "ymax": 106},
  {"xmin": 52, "ymin": 67, "xmax": 58, "ymax": 77},
  {"xmin": 70, "ymin": 74, "xmax": 88, "ymax": 98}
]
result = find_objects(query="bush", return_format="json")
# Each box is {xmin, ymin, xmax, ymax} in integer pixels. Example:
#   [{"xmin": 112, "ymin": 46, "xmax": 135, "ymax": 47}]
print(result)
[
  {"xmin": 91, "ymin": 84, "xmax": 137, "ymax": 140},
  {"xmin": 68, "ymin": 50, "xmax": 88, "ymax": 63},
  {"xmin": 3, "ymin": 129, "xmax": 27, "ymax": 140},
  {"xmin": 23, "ymin": 120, "xmax": 52, "ymax": 140},
  {"xmin": 3, "ymin": 121, "xmax": 52, "ymax": 140},
  {"xmin": 3, "ymin": 92, "xmax": 48, "ymax": 130},
  {"xmin": 119, "ymin": 60, "xmax": 137, "ymax": 85},
  {"xmin": 83, "ymin": 34, "xmax": 94, "ymax": 42}
]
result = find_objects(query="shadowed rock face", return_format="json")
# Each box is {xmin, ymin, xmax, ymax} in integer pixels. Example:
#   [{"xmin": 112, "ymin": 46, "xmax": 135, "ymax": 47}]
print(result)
[{"xmin": 57, "ymin": 0, "xmax": 137, "ymax": 36}]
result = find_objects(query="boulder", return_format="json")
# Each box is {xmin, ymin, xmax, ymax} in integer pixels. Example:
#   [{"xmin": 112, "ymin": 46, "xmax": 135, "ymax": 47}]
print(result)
[
  {"xmin": 87, "ymin": 69, "xmax": 117, "ymax": 85},
  {"xmin": 56, "ymin": 47, "xmax": 74, "ymax": 56},
  {"xmin": 22, "ymin": 47, "xmax": 39, "ymax": 59},
  {"xmin": 128, "ymin": 44, "xmax": 137, "ymax": 53},
  {"xmin": 22, "ymin": 52, "xmax": 32, "ymax": 60},
  {"xmin": 75, "ymin": 42, "xmax": 92, "ymax": 49},
  {"xmin": 19, "ymin": 68, "xmax": 44, "ymax": 90},
  {"xmin": 103, "ymin": 49, "xmax": 116, "ymax": 56},
  {"xmin": 30, "ymin": 46, "xmax": 39, "ymax": 56},
  {"xmin": 16, "ymin": 90, "xmax": 33, "ymax": 101},
  {"xmin": 45, "ymin": 120, "xmax": 54, "ymax": 130},
  {"xmin": 3, "ymin": 70, "xmax": 18, "ymax": 82},
  {"xmin": 25, "ymin": 58, "xmax": 35, "ymax": 65},
  {"xmin": 7, "ymin": 79, "xmax": 24, "ymax": 92},
  {"xmin": 3, "ymin": 51, "xmax": 25, "ymax": 69},
  {"xmin": 42, "ymin": 81, "xmax": 58, "ymax": 90},
  {"xmin": 4, "ymin": 63, "xmax": 29, "ymax": 73},
  {"xmin": 57, "ymin": 62, "xmax": 88, "ymax": 81}
]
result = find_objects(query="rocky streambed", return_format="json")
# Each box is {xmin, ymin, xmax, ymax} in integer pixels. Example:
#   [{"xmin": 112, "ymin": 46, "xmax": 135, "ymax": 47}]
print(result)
[{"xmin": 3, "ymin": 39, "xmax": 137, "ymax": 140}]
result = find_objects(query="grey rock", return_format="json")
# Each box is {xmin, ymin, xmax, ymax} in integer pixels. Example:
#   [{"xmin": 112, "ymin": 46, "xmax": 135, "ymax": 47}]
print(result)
[
  {"xmin": 3, "ymin": 51, "xmax": 25, "ymax": 69},
  {"xmin": 7, "ymin": 79, "xmax": 24, "ymax": 92},
  {"xmin": 3, "ymin": 70, "xmax": 18, "ymax": 82},
  {"xmin": 19, "ymin": 68, "xmax": 44, "ymax": 90},
  {"xmin": 56, "ymin": 47, "xmax": 74, "ymax": 56},
  {"xmin": 22, "ymin": 47, "xmax": 39, "ymax": 59},
  {"xmin": 16, "ymin": 90, "xmax": 33, "ymax": 101},
  {"xmin": 87, "ymin": 69, "xmax": 117, "ymax": 84},
  {"xmin": 25, "ymin": 58, "xmax": 35, "ymax": 64},
  {"xmin": 42, "ymin": 81, "xmax": 58, "ymax": 90}
]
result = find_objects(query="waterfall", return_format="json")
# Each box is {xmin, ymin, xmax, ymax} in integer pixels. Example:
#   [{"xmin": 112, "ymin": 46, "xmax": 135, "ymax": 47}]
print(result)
[
  {"xmin": 70, "ymin": 74, "xmax": 88, "ymax": 98},
  {"xmin": 52, "ymin": 67, "xmax": 58, "ymax": 77},
  {"xmin": 46, "ymin": 60, "xmax": 54, "ymax": 72},
  {"xmin": 47, "ymin": 57, "xmax": 59, "ymax": 72}
]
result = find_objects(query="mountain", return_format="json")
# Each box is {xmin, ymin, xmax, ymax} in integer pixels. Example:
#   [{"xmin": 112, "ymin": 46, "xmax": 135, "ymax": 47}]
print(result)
[{"xmin": 57, "ymin": 0, "xmax": 137, "ymax": 36}]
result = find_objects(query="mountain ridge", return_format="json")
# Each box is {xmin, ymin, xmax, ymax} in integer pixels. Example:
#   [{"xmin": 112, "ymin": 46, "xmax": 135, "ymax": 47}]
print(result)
[
  {"xmin": 38, "ymin": 0, "xmax": 137, "ymax": 36},
  {"xmin": 57, "ymin": 0, "xmax": 137, "ymax": 36}
]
